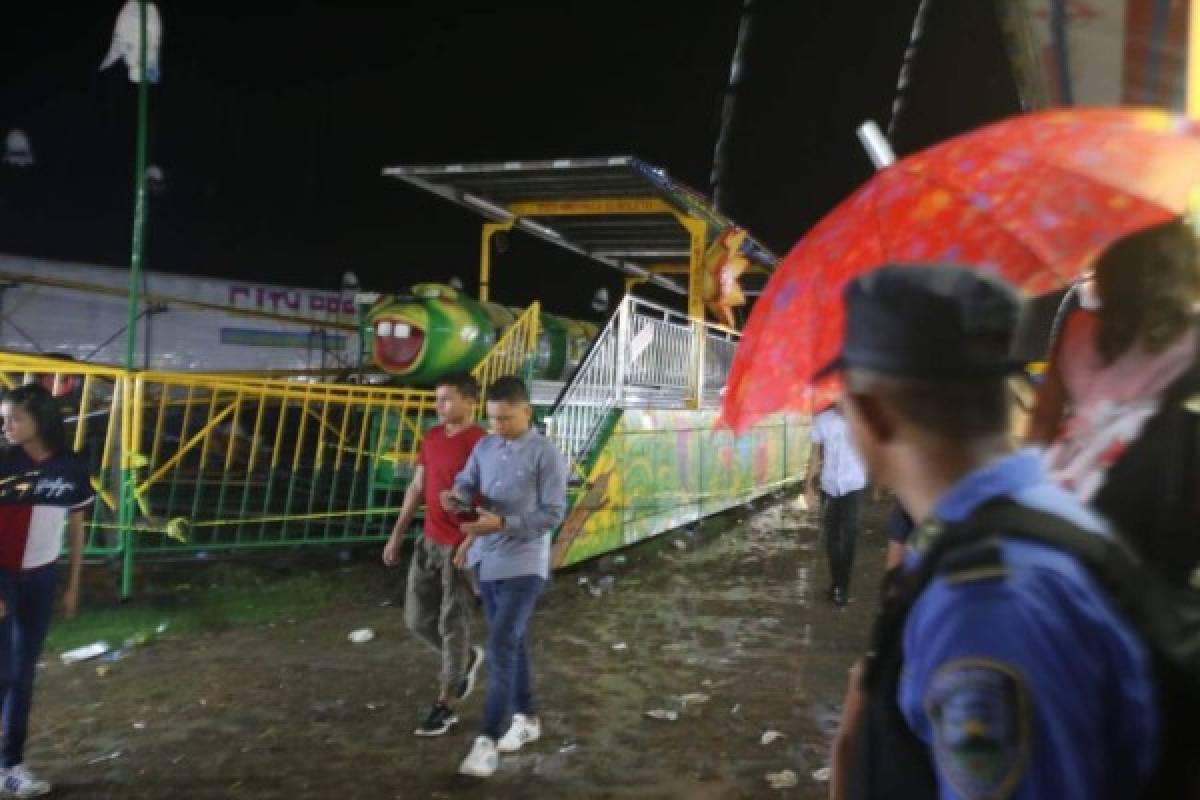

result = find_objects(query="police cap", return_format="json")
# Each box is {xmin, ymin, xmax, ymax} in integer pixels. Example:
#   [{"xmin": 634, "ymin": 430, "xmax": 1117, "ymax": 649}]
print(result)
[{"xmin": 817, "ymin": 264, "xmax": 1026, "ymax": 381}]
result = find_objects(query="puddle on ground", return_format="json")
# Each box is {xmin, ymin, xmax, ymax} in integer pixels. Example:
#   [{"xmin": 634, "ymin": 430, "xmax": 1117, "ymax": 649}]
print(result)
[{"xmin": 33, "ymin": 493, "xmax": 892, "ymax": 799}]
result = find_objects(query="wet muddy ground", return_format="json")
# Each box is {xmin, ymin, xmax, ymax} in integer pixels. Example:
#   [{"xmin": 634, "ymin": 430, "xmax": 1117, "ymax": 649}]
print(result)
[{"xmin": 33, "ymin": 494, "xmax": 889, "ymax": 799}]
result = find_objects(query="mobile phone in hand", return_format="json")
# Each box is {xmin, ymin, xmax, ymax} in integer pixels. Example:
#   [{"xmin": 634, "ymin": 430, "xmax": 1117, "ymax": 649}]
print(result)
[{"xmin": 451, "ymin": 493, "xmax": 489, "ymax": 523}]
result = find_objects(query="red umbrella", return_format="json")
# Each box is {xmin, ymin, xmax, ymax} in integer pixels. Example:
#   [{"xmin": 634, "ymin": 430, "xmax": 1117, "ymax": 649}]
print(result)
[{"xmin": 720, "ymin": 107, "xmax": 1200, "ymax": 432}]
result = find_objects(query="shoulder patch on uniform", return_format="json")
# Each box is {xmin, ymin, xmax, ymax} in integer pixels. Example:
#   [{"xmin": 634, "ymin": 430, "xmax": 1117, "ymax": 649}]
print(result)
[{"xmin": 925, "ymin": 659, "xmax": 1030, "ymax": 800}]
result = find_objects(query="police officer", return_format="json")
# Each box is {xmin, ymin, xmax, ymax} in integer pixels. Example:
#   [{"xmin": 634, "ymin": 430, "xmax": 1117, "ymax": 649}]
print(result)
[{"xmin": 825, "ymin": 265, "xmax": 1158, "ymax": 799}]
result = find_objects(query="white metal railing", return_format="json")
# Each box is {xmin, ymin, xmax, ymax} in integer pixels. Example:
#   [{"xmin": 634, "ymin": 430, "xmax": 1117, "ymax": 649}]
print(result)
[
  {"xmin": 625, "ymin": 303, "xmax": 694, "ymax": 390},
  {"xmin": 544, "ymin": 304, "xmax": 623, "ymax": 472},
  {"xmin": 545, "ymin": 294, "xmax": 741, "ymax": 474},
  {"xmin": 704, "ymin": 332, "xmax": 738, "ymax": 400}
]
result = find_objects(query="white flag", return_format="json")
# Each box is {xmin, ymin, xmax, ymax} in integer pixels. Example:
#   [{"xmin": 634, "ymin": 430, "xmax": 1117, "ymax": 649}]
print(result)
[
  {"xmin": 146, "ymin": 164, "xmax": 166, "ymax": 194},
  {"xmin": 3, "ymin": 130, "xmax": 34, "ymax": 167},
  {"xmin": 99, "ymin": 1, "xmax": 162, "ymax": 84}
]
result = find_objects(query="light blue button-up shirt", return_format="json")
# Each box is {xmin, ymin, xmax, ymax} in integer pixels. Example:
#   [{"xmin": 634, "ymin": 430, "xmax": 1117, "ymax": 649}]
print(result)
[{"xmin": 452, "ymin": 428, "xmax": 567, "ymax": 581}]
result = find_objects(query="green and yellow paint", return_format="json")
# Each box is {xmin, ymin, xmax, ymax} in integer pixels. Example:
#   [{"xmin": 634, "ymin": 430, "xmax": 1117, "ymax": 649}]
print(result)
[
  {"xmin": 552, "ymin": 408, "xmax": 810, "ymax": 568},
  {"xmin": 363, "ymin": 283, "xmax": 598, "ymax": 384}
]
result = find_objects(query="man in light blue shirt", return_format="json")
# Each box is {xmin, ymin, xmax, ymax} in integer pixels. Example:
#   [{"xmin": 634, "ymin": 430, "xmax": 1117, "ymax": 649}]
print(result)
[{"xmin": 443, "ymin": 375, "xmax": 567, "ymax": 778}]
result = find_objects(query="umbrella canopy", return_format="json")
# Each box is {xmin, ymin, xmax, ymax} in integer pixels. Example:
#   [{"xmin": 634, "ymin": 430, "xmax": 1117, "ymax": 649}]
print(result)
[{"xmin": 720, "ymin": 107, "xmax": 1200, "ymax": 432}]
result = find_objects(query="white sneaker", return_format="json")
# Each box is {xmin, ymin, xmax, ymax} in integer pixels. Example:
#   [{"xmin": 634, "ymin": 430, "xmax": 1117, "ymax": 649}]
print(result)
[
  {"xmin": 458, "ymin": 736, "xmax": 499, "ymax": 778},
  {"xmin": 1, "ymin": 765, "xmax": 50, "ymax": 798},
  {"xmin": 496, "ymin": 713, "xmax": 541, "ymax": 753}
]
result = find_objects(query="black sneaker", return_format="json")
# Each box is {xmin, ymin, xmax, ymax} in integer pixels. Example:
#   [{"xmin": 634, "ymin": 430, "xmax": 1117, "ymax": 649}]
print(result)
[
  {"xmin": 453, "ymin": 646, "xmax": 486, "ymax": 703},
  {"xmin": 414, "ymin": 702, "xmax": 459, "ymax": 737}
]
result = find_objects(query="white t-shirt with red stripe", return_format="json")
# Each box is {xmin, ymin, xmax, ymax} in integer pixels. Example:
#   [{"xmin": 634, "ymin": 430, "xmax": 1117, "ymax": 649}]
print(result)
[{"xmin": 0, "ymin": 449, "xmax": 94, "ymax": 571}]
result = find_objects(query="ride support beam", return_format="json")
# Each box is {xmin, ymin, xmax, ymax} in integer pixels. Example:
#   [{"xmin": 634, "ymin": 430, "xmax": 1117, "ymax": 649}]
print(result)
[
  {"xmin": 479, "ymin": 220, "xmax": 514, "ymax": 304},
  {"xmin": 678, "ymin": 214, "xmax": 709, "ymax": 409},
  {"xmin": 506, "ymin": 197, "xmax": 673, "ymax": 216}
]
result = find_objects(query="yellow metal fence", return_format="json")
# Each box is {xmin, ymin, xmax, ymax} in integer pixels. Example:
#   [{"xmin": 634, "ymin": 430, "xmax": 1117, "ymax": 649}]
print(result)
[
  {"xmin": 127, "ymin": 371, "xmax": 439, "ymax": 553},
  {"xmin": 0, "ymin": 354, "xmax": 439, "ymax": 595},
  {"xmin": 471, "ymin": 301, "xmax": 541, "ymax": 408},
  {"xmin": 0, "ymin": 302, "xmax": 545, "ymax": 594}
]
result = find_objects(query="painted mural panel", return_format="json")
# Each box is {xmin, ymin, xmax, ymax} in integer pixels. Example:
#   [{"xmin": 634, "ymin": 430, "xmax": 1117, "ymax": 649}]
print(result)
[{"xmin": 552, "ymin": 409, "xmax": 809, "ymax": 569}]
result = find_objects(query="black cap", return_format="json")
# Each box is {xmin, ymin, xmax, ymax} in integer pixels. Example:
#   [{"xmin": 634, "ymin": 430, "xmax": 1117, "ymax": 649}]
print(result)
[{"xmin": 817, "ymin": 264, "xmax": 1026, "ymax": 381}]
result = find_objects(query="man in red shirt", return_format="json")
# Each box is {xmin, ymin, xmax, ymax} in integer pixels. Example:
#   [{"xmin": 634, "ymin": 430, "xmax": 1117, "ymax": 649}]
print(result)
[{"xmin": 383, "ymin": 373, "xmax": 487, "ymax": 736}]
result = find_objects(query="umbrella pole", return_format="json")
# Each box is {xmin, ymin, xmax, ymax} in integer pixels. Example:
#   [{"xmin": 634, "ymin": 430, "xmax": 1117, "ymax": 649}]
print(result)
[
  {"xmin": 887, "ymin": 0, "xmax": 935, "ymax": 139},
  {"xmin": 856, "ymin": 121, "xmax": 896, "ymax": 170},
  {"xmin": 710, "ymin": 0, "xmax": 755, "ymax": 212}
]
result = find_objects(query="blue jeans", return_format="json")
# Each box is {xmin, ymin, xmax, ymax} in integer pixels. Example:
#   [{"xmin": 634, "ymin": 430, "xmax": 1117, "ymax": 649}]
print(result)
[
  {"xmin": 479, "ymin": 575, "xmax": 544, "ymax": 740},
  {"xmin": 0, "ymin": 565, "xmax": 58, "ymax": 767}
]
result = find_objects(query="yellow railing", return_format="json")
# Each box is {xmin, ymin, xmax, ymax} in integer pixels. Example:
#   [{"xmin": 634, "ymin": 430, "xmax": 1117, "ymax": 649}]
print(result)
[
  {"xmin": 0, "ymin": 321, "xmax": 543, "ymax": 594},
  {"xmin": 0, "ymin": 353, "xmax": 439, "ymax": 565},
  {"xmin": 471, "ymin": 301, "xmax": 541, "ymax": 407},
  {"xmin": 125, "ymin": 370, "xmax": 437, "ymax": 550}
]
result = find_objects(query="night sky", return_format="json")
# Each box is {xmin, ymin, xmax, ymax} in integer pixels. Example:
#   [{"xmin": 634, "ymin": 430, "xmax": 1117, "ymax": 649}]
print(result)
[{"xmin": 0, "ymin": 1, "xmax": 1019, "ymax": 319}]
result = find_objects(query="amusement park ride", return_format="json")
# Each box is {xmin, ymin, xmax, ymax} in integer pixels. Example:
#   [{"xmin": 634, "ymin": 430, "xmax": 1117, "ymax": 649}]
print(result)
[
  {"xmin": 0, "ymin": 157, "xmax": 811, "ymax": 596},
  {"xmin": 4, "ymin": 0, "xmax": 1198, "ymax": 596}
]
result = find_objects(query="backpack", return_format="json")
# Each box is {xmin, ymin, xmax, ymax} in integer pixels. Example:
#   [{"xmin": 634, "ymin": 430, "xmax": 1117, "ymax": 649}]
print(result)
[{"xmin": 910, "ymin": 501, "xmax": 1200, "ymax": 797}]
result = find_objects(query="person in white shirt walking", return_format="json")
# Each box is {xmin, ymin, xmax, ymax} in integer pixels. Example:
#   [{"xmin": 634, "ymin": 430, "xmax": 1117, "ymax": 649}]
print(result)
[{"xmin": 805, "ymin": 404, "xmax": 867, "ymax": 607}]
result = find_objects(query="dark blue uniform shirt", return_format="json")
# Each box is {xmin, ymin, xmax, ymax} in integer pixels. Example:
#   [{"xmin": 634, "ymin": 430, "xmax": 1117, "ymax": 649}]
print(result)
[{"xmin": 898, "ymin": 449, "xmax": 1158, "ymax": 799}]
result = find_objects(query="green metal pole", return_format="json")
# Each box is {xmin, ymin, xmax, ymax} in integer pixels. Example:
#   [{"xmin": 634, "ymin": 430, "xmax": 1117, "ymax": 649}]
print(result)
[{"xmin": 119, "ymin": 0, "xmax": 151, "ymax": 599}]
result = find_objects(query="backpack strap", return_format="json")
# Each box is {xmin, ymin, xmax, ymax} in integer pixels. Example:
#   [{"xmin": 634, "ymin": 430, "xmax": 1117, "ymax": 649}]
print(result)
[
  {"xmin": 920, "ymin": 498, "xmax": 1200, "ymax": 678},
  {"xmin": 894, "ymin": 499, "xmax": 1124, "ymax": 606},
  {"xmin": 917, "ymin": 500, "xmax": 1148, "ymax": 610},
  {"xmin": 946, "ymin": 501, "xmax": 1135, "ymax": 582}
]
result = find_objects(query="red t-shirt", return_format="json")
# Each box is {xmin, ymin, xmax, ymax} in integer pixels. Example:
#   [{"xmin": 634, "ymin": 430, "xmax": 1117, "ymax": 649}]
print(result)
[{"xmin": 418, "ymin": 423, "xmax": 486, "ymax": 546}]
